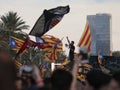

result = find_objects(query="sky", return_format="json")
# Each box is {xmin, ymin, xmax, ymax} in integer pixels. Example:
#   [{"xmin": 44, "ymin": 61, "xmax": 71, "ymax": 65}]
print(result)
[{"xmin": 0, "ymin": 0, "xmax": 120, "ymax": 53}]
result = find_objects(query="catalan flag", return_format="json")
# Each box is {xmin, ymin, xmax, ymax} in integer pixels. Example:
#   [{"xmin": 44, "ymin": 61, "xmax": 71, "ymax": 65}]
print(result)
[
  {"xmin": 15, "ymin": 37, "xmax": 44, "ymax": 58},
  {"xmin": 14, "ymin": 60, "xmax": 22, "ymax": 68},
  {"xmin": 45, "ymin": 49, "xmax": 57, "ymax": 62},
  {"xmin": 41, "ymin": 35, "xmax": 62, "ymax": 51},
  {"xmin": 78, "ymin": 21, "xmax": 92, "ymax": 53},
  {"xmin": 9, "ymin": 36, "xmax": 25, "ymax": 51},
  {"xmin": 40, "ymin": 35, "xmax": 63, "ymax": 62}
]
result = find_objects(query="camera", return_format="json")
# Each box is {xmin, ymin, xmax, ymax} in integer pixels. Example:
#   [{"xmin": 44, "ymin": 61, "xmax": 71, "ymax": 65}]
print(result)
[{"xmin": 19, "ymin": 65, "xmax": 34, "ymax": 76}]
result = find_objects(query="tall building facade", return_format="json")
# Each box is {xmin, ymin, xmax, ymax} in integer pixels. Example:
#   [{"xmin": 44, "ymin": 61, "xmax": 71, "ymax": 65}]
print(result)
[{"xmin": 87, "ymin": 14, "xmax": 111, "ymax": 55}]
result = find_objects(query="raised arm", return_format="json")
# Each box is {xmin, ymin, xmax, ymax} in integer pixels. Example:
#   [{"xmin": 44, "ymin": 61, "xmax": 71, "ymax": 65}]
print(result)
[
  {"xmin": 66, "ymin": 36, "xmax": 70, "ymax": 44},
  {"xmin": 71, "ymin": 55, "xmax": 82, "ymax": 90}
]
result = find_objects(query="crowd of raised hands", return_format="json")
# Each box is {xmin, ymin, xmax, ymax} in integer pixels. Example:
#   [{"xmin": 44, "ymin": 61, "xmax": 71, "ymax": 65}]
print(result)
[{"xmin": 0, "ymin": 47, "xmax": 120, "ymax": 90}]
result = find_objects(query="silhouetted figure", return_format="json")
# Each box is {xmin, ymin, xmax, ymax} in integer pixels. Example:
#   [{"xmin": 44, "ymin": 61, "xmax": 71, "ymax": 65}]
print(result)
[
  {"xmin": 51, "ymin": 69, "xmax": 73, "ymax": 90},
  {"xmin": 0, "ymin": 46, "xmax": 17, "ymax": 90},
  {"xmin": 66, "ymin": 36, "xmax": 75, "ymax": 61},
  {"xmin": 85, "ymin": 70, "xmax": 111, "ymax": 90}
]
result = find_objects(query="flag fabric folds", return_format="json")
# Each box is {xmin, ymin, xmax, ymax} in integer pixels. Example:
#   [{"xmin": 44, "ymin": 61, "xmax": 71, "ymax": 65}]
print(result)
[
  {"xmin": 49, "ymin": 38, "xmax": 63, "ymax": 62},
  {"xmin": 54, "ymin": 37, "xmax": 63, "ymax": 49},
  {"xmin": 36, "ymin": 37, "xmax": 45, "ymax": 49},
  {"xmin": 36, "ymin": 37, "xmax": 45, "ymax": 44},
  {"xmin": 39, "ymin": 35, "xmax": 63, "ymax": 62},
  {"xmin": 14, "ymin": 60, "xmax": 22, "ymax": 68},
  {"xmin": 41, "ymin": 35, "xmax": 62, "ymax": 51},
  {"xmin": 29, "ymin": 5, "xmax": 70, "ymax": 37},
  {"xmin": 16, "ymin": 37, "xmax": 44, "ymax": 58},
  {"xmin": 9, "ymin": 36, "xmax": 25, "ymax": 51},
  {"xmin": 78, "ymin": 21, "xmax": 92, "ymax": 53},
  {"xmin": 10, "ymin": 37, "xmax": 17, "ymax": 49}
]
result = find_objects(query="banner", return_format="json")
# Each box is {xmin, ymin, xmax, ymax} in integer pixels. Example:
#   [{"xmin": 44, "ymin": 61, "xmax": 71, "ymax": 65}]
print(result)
[
  {"xmin": 78, "ymin": 21, "xmax": 92, "ymax": 53},
  {"xmin": 29, "ymin": 5, "xmax": 70, "ymax": 37}
]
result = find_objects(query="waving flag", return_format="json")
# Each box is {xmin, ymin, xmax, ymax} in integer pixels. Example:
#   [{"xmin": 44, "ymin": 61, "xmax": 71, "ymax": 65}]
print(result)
[
  {"xmin": 15, "ymin": 37, "xmax": 44, "ymax": 58},
  {"xmin": 36, "ymin": 37, "xmax": 45, "ymax": 44},
  {"xmin": 36, "ymin": 37, "xmax": 45, "ymax": 49},
  {"xmin": 39, "ymin": 35, "xmax": 63, "ymax": 62},
  {"xmin": 54, "ymin": 40, "xmax": 61, "ymax": 49},
  {"xmin": 10, "ymin": 37, "xmax": 17, "ymax": 48},
  {"xmin": 41, "ymin": 35, "xmax": 62, "ymax": 51},
  {"xmin": 78, "ymin": 21, "xmax": 92, "ymax": 53},
  {"xmin": 54, "ymin": 37, "xmax": 63, "ymax": 49},
  {"xmin": 48, "ymin": 38, "xmax": 63, "ymax": 62},
  {"xmin": 14, "ymin": 60, "xmax": 22, "ymax": 68},
  {"xmin": 29, "ymin": 5, "xmax": 70, "ymax": 37},
  {"xmin": 9, "ymin": 36, "xmax": 25, "ymax": 51}
]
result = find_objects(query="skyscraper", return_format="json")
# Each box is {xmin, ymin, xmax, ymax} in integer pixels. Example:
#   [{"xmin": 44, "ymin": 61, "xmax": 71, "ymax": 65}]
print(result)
[{"xmin": 87, "ymin": 14, "xmax": 111, "ymax": 56}]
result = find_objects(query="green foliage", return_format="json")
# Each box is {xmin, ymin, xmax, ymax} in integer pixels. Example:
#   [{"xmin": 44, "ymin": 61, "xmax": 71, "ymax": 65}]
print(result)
[{"xmin": 0, "ymin": 11, "xmax": 29, "ymax": 31}]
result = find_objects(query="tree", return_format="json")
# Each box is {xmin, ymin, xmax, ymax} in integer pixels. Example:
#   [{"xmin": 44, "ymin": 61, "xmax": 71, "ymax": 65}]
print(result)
[
  {"xmin": 0, "ymin": 11, "xmax": 29, "ymax": 31},
  {"xmin": 0, "ymin": 11, "xmax": 29, "ymax": 63}
]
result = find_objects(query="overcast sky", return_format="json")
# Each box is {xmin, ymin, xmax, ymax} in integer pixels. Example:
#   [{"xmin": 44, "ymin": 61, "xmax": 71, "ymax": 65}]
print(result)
[{"xmin": 0, "ymin": 0, "xmax": 120, "ymax": 53}]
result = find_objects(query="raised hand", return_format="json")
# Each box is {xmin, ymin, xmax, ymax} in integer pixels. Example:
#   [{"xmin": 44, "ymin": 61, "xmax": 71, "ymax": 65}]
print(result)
[{"xmin": 74, "ymin": 55, "xmax": 82, "ymax": 64}]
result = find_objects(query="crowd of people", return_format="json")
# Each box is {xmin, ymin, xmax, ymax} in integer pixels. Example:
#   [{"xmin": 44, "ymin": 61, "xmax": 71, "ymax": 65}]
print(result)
[{"xmin": 0, "ymin": 45, "xmax": 120, "ymax": 90}]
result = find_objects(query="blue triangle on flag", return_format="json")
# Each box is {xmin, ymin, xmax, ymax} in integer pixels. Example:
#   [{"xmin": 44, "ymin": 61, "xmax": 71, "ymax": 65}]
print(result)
[{"xmin": 10, "ymin": 37, "xmax": 17, "ymax": 49}]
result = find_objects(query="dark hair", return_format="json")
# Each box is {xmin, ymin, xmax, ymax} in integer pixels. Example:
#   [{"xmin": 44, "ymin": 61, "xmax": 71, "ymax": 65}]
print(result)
[
  {"xmin": 0, "ymin": 46, "xmax": 12, "ymax": 61},
  {"xmin": 16, "ymin": 77, "xmax": 28, "ymax": 90},
  {"xmin": 0, "ymin": 46, "xmax": 16, "ymax": 90},
  {"xmin": 113, "ymin": 71, "xmax": 120, "ymax": 85},
  {"xmin": 0, "ymin": 61, "xmax": 17, "ymax": 90},
  {"xmin": 71, "ymin": 41, "xmax": 74, "ymax": 44},
  {"xmin": 86, "ymin": 70, "xmax": 111, "ymax": 90},
  {"xmin": 51, "ymin": 69, "xmax": 73, "ymax": 90}
]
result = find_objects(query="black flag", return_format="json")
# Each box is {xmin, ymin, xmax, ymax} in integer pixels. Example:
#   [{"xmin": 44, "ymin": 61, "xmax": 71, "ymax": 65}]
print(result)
[{"xmin": 29, "ymin": 5, "xmax": 70, "ymax": 37}]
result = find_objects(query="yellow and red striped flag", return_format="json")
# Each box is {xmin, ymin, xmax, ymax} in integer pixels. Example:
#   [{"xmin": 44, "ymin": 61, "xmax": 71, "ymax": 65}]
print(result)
[
  {"xmin": 78, "ymin": 21, "xmax": 92, "ymax": 53},
  {"xmin": 14, "ymin": 60, "xmax": 22, "ymax": 68},
  {"xmin": 41, "ymin": 35, "xmax": 63, "ymax": 51},
  {"xmin": 10, "ymin": 36, "xmax": 27, "ymax": 52},
  {"xmin": 41, "ymin": 35, "xmax": 63, "ymax": 62}
]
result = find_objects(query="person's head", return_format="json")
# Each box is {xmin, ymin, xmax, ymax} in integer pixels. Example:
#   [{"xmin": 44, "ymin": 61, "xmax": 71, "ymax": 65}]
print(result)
[
  {"xmin": 84, "ymin": 70, "xmax": 111, "ymax": 90},
  {"xmin": 51, "ymin": 69, "xmax": 73, "ymax": 90},
  {"xmin": 109, "ymin": 71, "xmax": 120, "ymax": 90},
  {"xmin": 15, "ymin": 77, "xmax": 27, "ymax": 90},
  {"xmin": 0, "ymin": 46, "xmax": 12, "ymax": 62},
  {"xmin": 43, "ymin": 78, "xmax": 51, "ymax": 90},
  {"xmin": 0, "ymin": 61, "xmax": 17, "ymax": 90},
  {"xmin": 0, "ymin": 46, "xmax": 16, "ymax": 90},
  {"xmin": 71, "ymin": 41, "xmax": 74, "ymax": 45},
  {"xmin": 15, "ymin": 78, "xmax": 23, "ymax": 90}
]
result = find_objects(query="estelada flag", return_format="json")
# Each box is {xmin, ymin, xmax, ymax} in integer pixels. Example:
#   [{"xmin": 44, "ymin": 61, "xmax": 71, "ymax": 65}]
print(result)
[
  {"xmin": 9, "ymin": 36, "xmax": 27, "ymax": 52},
  {"xmin": 40, "ymin": 35, "xmax": 63, "ymax": 62},
  {"xmin": 78, "ymin": 21, "xmax": 92, "ymax": 53},
  {"xmin": 41, "ymin": 35, "xmax": 63, "ymax": 51},
  {"xmin": 45, "ymin": 37, "xmax": 63, "ymax": 62},
  {"xmin": 29, "ymin": 5, "xmax": 70, "ymax": 37}
]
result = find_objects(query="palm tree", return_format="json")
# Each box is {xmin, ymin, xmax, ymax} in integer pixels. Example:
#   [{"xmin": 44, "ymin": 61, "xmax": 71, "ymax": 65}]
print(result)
[{"xmin": 0, "ymin": 11, "xmax": 29, "ymax": 31}]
